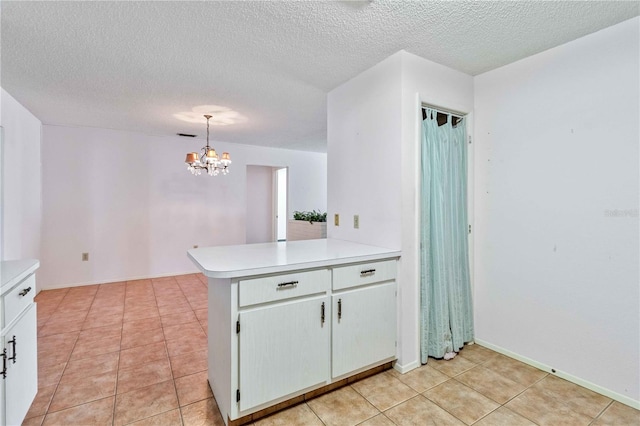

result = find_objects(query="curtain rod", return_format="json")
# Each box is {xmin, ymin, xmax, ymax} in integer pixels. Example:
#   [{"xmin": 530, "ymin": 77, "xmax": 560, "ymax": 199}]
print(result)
[{"xmin": 421, "ymin": 104, "xmax": 465, "ymax": 119}]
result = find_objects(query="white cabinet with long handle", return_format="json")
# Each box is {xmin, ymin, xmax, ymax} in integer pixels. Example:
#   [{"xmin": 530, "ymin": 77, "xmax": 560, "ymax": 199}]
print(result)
[
  {"xmin": 332, "ymin": 282, "xmax": 397, "ymax": 379},
  {"xmin": 189, "ymin": 239, "xmax": 400, "ymax": 426},
  {"xmin": 1, "ymin": 260, "xmax": 39, "ymax": 426},
  {"xmin": 332, "ymin": 259, "xmax": 397, "ymax": 379},
  {"xmin": 239, "ymin": 295, "xmax": 330, "ymax": 410}
]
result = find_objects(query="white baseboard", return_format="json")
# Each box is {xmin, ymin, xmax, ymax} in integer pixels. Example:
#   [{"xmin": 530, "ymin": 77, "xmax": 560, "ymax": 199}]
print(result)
[
  {"xmin": 39, "ymin": 270, "xmax": 201, "ymax": 292},
  {"xmin": 393, "ymin": 359, "xmax": 420, "ymax": 374},
  {"xmin": 474, "ymin": 339, "xmax": 640, "ymax": 410}
]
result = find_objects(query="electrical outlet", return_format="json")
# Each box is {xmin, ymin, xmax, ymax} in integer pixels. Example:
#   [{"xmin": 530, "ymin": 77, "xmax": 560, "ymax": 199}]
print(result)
[
  {"xmin": 193, "ymin": 245, "xmax": 199, "ymax": 249},
  {"xmin": 354, "ymin": 215, "xmax": 359, "ymax": 229},
  {"xmin": 82, "ymin": 253, "xmax": 89, "ymax": 261},
  {"xmin": 334, "ymin": 214, "xmax": 340, "ymax": 226}
]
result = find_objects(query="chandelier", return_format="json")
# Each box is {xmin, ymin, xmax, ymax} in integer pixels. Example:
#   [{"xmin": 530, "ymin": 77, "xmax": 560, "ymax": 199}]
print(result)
[{"xmin": 184, "ymin": 114, "xmax": 231, "ymax": 176}]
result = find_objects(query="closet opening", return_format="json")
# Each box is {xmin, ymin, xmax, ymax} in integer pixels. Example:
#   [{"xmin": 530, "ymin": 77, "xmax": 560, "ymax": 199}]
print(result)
[{"xmin": 419, "ymin": 105, "xmax": 473, "ymax": 364}]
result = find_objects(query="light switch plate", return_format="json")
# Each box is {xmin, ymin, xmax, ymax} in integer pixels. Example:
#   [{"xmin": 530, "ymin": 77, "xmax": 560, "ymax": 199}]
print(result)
[
  {"xmin": 334, "ymin": 214, "xmax": 340, "ymax": 226},
  {"xmin": 354, "ymin": 215, "xmax": 359, "ymax": 229}
]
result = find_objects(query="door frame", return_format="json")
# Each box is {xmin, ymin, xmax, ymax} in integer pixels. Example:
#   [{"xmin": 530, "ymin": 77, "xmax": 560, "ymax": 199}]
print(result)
[{"xmin": 272, "ymin": 167, "xmax": 288, "ymax": 242}]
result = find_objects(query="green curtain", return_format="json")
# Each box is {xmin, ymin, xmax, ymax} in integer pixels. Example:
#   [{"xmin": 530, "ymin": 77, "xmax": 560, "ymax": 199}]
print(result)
[{"xmin": 420, "ymin": 108, "xmax": 474, "ymax": 363}]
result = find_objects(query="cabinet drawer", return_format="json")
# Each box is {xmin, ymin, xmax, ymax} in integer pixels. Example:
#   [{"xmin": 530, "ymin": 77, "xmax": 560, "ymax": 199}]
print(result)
[
  {"xmin": 3, "ymin": 274, "xmax": 36, "ymax": 326},
  {"xmin": 332, "ymin": 259, "xmax": 396, "ymax": 291},
  {"xmin": 239, "ymin": 269, "xmax": 329, "ymax": 307}
]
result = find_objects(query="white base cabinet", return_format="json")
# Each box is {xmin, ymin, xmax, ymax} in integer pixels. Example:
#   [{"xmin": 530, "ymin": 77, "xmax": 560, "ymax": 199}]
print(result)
[
  {"xmin": 206, "ymin": 257, "xmax": 398, "ymax": 425},
  {"xmin": 3, "ymin": 305, "xmax": 37, "ymax": 426},
  {"xmin": 238, "ymin": 295, "xmax": 330, "ymax": 411},
  {"xmin": 1, "ymin": 260, "xmax": 39, "ymax": 426},
  {"xmin": 332, "ymin": 282, "xmax": 397, "ymax": 379}
]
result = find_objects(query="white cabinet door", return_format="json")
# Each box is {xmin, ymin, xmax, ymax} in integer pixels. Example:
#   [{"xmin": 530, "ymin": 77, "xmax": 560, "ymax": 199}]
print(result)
[
  {"xmin": 238, "ymin": 296, "xmax": 330, "ymax": 411},
  {"xmin": 4, "ymin": 303, "xmax": 38, "ymax": 426},
  {"xmin": 332, "ymin": 282, "xmax": 396, "ymax": 379}
]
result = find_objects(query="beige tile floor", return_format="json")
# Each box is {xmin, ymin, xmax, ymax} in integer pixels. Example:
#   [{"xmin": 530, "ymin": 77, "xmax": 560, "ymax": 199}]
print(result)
[{"xmin": 24, "ymin": 274, "xmax": 639, "ymax": 426}]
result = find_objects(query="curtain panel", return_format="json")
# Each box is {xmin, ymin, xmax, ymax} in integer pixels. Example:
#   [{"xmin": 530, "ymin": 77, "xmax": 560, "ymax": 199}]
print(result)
[{"xmin": 420, "ymin": 108, "xmax": 474, "ymax": 363}]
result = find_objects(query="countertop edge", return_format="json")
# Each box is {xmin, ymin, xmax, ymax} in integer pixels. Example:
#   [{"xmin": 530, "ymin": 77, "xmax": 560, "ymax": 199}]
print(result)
[
  {"xmin": 187, "ymin": 242, "xmax": 401, "ymax": 279},
  {"xmin": 1, "ymin": 259, "xmax": 40, "ymax": 294}
]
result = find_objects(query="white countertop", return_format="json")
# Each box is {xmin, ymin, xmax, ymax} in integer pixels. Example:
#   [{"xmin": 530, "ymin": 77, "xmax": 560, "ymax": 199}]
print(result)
[
  {"xmin": 187, "ymin": 238, "xmax": 401, "ymax": 279},
  {"xmin": 1, "ymin": 259, "xmax": 40, "ymax": 295}
]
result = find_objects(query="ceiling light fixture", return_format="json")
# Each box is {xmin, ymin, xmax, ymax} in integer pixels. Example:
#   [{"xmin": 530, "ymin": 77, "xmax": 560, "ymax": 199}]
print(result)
[
  {"xmin": 174, "ymin": 105, "xmax": 246, "ymax": 125},
  {"xmin": 184, "ymin": 114, "xmax": 231, "ymax": 176}
]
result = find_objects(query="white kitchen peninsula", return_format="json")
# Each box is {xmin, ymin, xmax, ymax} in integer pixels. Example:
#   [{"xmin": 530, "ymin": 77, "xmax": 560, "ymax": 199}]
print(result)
[{"xmin": 188, "ymin": 239, "xmax": 401, "ymax": 426}]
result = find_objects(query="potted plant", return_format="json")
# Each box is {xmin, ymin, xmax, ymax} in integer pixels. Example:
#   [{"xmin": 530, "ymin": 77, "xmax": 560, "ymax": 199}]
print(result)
[{"xmin": 288, "ymin": 210, "xmax": 327, "ymax": 240}]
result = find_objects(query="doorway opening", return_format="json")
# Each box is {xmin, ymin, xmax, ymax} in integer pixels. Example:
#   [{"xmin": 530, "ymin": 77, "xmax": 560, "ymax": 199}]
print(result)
[
  {"xmin": 245, "ymin": 165, "xmax": 288, "ymax": 244},
  {"xmin": 275, "ymin": 167, "xmax": 287, "ymax": 241}
]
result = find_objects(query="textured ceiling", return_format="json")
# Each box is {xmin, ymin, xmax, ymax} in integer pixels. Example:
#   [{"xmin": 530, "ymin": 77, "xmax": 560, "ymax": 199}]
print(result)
[{"xmin": 2, "ymin": 1, "xmax": 638, "ymax": 152}]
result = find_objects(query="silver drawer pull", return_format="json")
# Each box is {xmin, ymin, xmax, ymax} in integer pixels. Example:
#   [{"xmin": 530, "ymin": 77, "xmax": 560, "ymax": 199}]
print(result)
[
  {"xmin": 360, "ymin": 269, "xmax": 376, "ymax": 276},
  {"xmin": 18, "ymin": 287, "xmax": 32, "ymax": 297},
  {"xmin": 277, "ymin": 281, "xmax": 298, "ymax": 289}
]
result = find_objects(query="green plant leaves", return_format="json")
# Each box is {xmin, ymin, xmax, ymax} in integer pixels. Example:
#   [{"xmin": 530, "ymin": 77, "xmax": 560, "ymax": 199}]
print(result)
[{"xmin": 293, "ymin": 210, "xmax": 327, "ymax": 224}]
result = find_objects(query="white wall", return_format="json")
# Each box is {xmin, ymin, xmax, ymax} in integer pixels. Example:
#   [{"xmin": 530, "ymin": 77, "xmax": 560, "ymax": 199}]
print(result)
[
  {"xmin": 327, "ymin": 51, "xmax": 474, "ymax": 371},
  {"xmin": 40, "ymin": 125, "xmax": 326, "ymax": 289},
  {"xmin": 246, "ymin": 165, "xmax": 274, "ymax": 244},
  {"xmin": 474, "ymin": 17, "xmax": 639, "ymax": 404},
  {"xmin": 399, "ymin": 52, "xmax": 474, "ymax": 372},
  {"xmin": 0, "ymin": 88, "xmax": 42, "ymax": 261},
  {"xmin": 327, "ymin": 52, "xmax": 403, "ymax": 248}
]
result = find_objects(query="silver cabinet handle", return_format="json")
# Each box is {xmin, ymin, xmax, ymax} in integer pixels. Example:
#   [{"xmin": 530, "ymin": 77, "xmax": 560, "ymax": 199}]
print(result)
[
  {"xmin": 360, "ymin": 269, "xmax": 376, "ymax": 276},
  {"xmin": 7, "ymin": 336, "xmax": 16, "ymax": 364},
  {"xmin": 18, "ymin": 287, "xmax": 32, "ymax": 297},
  {"xmin": 1, "ymin": 349, "xmax": 6, "ymax": 379},
  {"xmin": 277, "ymin": 281, "xmax": 298, "ymax": 289}
]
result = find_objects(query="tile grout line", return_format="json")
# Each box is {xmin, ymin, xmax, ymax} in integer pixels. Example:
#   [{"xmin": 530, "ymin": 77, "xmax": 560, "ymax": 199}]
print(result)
[
  {"xmin": 119, "ymin": 279, "xmax": 178, "ymax": 425},
  {"xmin": 35, "ymin": 286, "xmax": 120, "ymax": 424},
  {"xmin": 40, "ymin": 285, "xmax": 101, "ymax": 421},
  {"xmin": 587, "ymin": 399, "xmax": 614, "ymax": 426},
  {"xmin": 25, "ymin": 292, "xmax": 57, "ymax": 424},
  {"xmin": 88, "ymin": 285, "xmax": 124, "ymax": 426},
  {"xmin": 28, "ymin": 278, "xmax": 211, "ymax": 426},
  {"xmin": 420, "ymin": 354, "xmax": 547, "ymax": 425},
  {"xmin": 496, "ymin": 369, "xmax": 608, "ymax": 425},
  {"xmin": 422, "ymin": 358, "xmax": 482, "ymax": 424},
  {"xmin": 111, "ymin": 280, "xmax": 138, "ymax": 426},
  {"xmin": 350, "ymin": 371, "xmax": 415, "ymax": 416},
  {"xmin": 153, "ymin": 277, "xmax": 188, "ymax": 426},
  {"xmin": 424, "ymin": 378, "xmax": 489, "ymax": 425},
  {"xmin": 464, "ymin": 355, "xmax": 547, "ymax": 425},
  {"xmin": 109, "ymin": 284, "xmax": 122, "ymax": 426}
]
